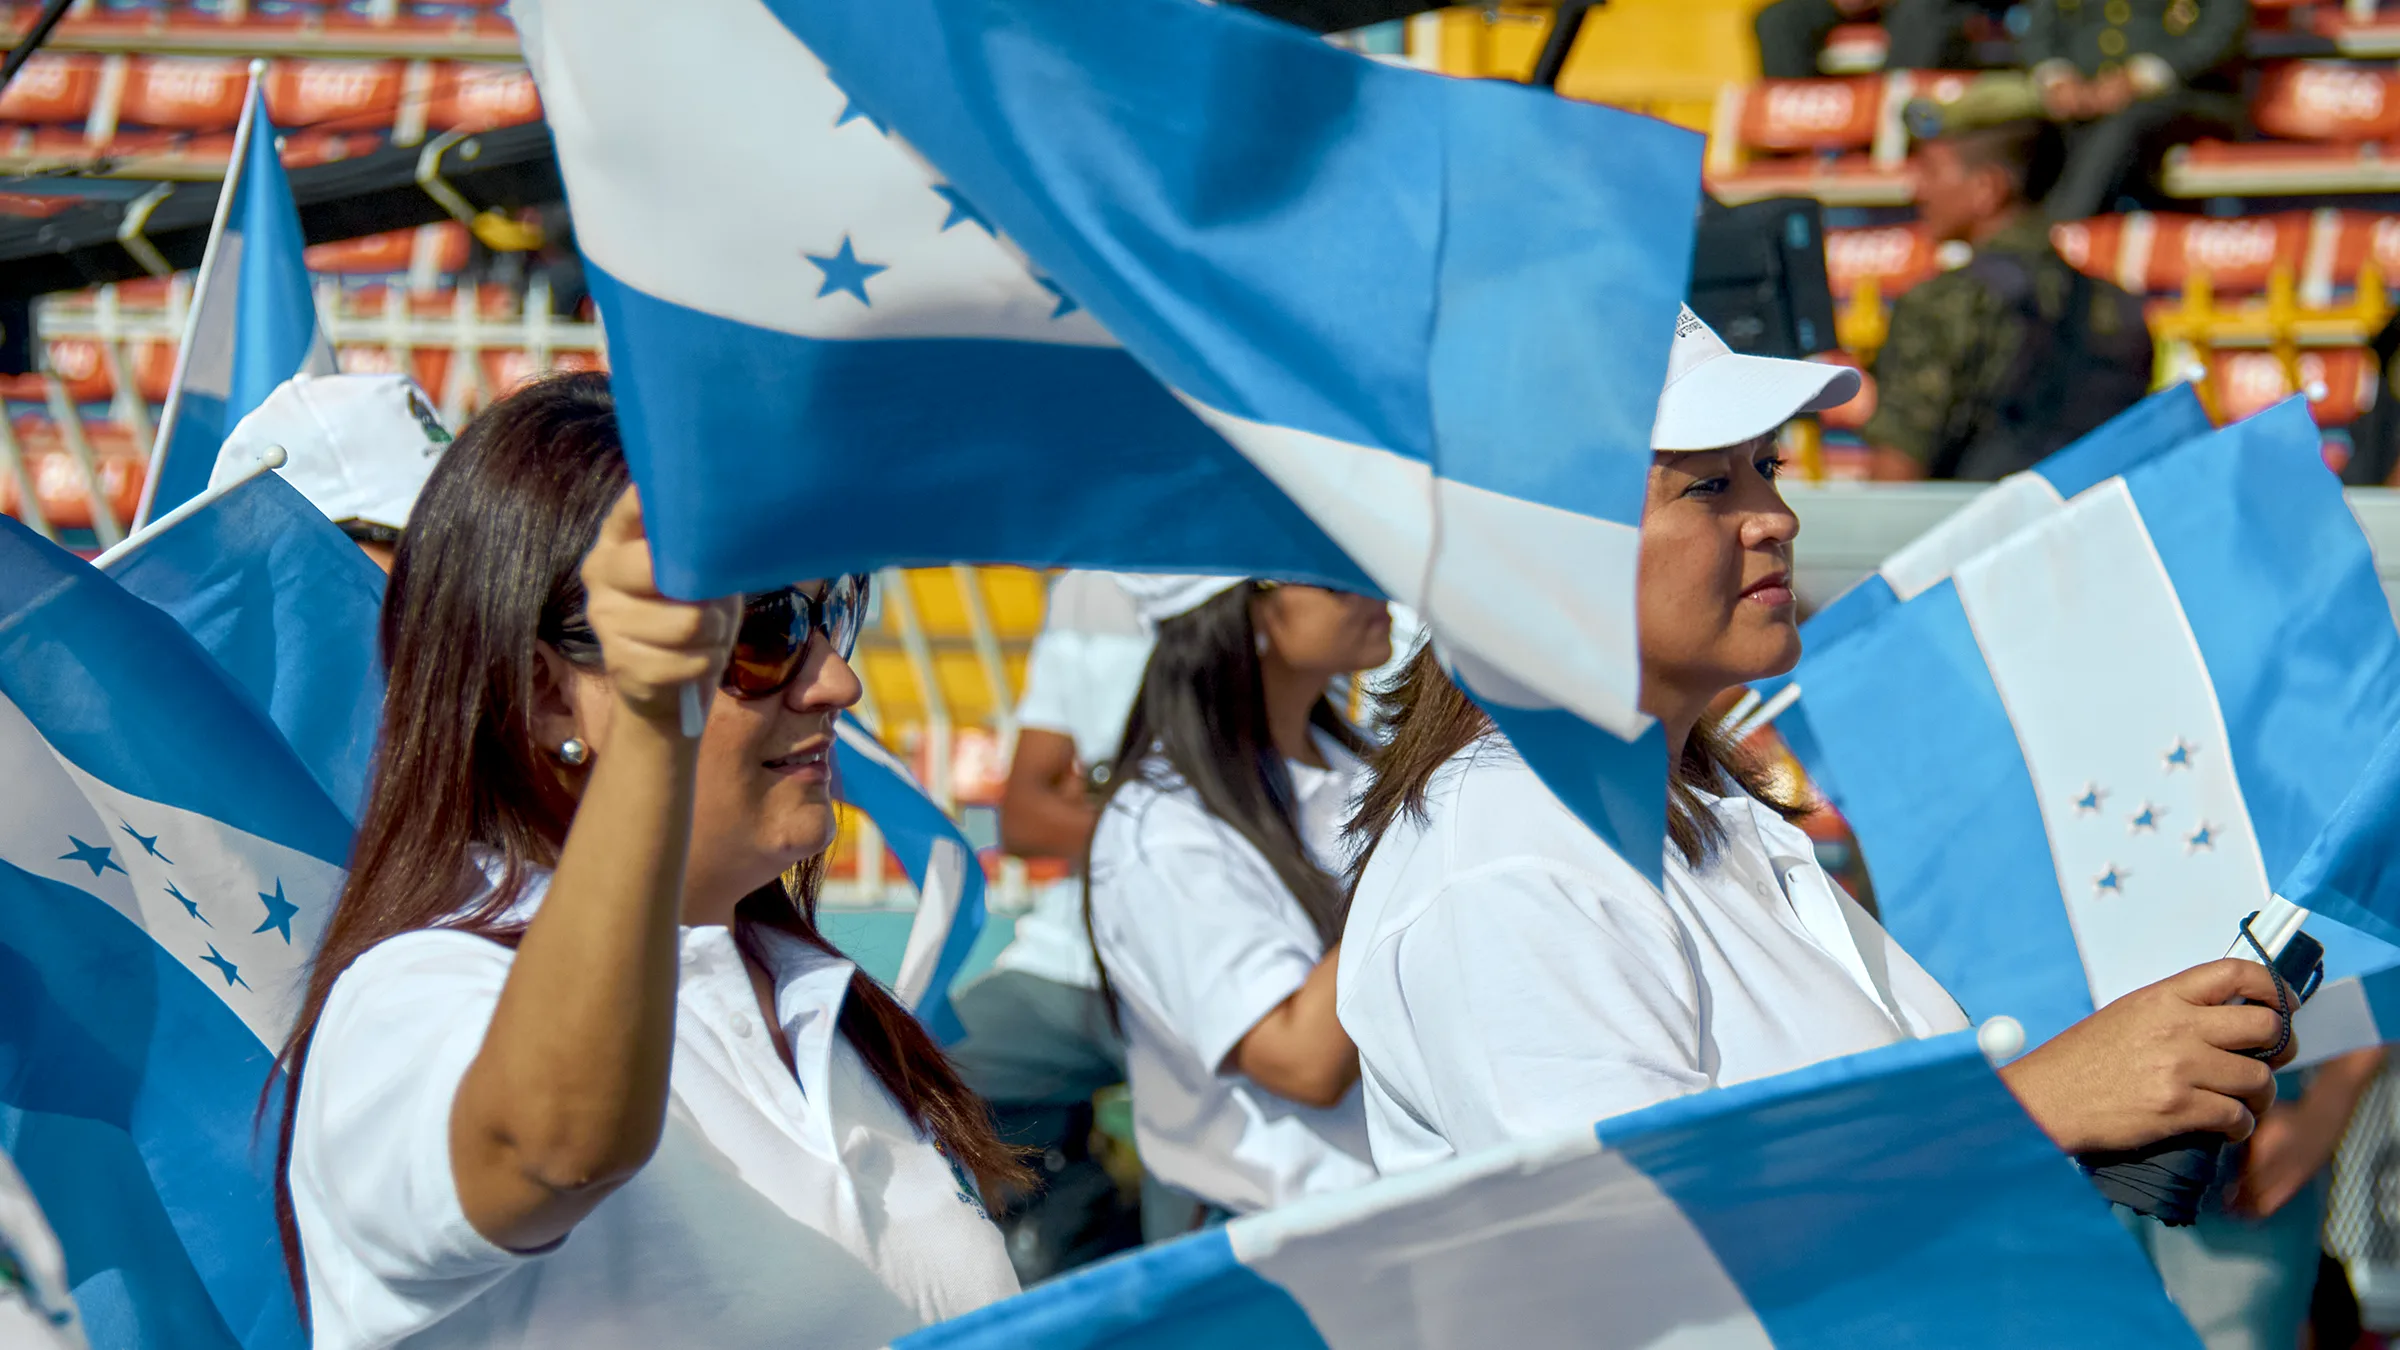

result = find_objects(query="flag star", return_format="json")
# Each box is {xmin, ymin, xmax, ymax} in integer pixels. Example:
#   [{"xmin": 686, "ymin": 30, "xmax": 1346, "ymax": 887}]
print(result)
[
  {"xmin": 805, "ymin": 236, "xmax": 888, "ymax": 307},
  {"xmin": 59, "ymin": 835, "xmax": 126, "ymax": 878},
  {"xmin": 930, "ymin": 183, "xmax": 993, "ymax": 236},
  {"xmin": 2073, "ymin": 784, "xmax": 2109, "ymax": 816},
  {"xmin": 1035, "ymin": 275, "xmax": 1079, "ymax": 319},
  {"xmin": 253, "ymin": 879, "xmax": 299, "ymax": 944},
  {"xmin": 2094, "ymin": 864, "xmax": 2130, "ymax": 897},
  {"xmin": 120, "ymin": 821, "xmax": 171, "ymax": 864},
  {"xmin": 2186, "ymin": 823, "xmax": 2217, "ymax": 854},
  {"xmin": 166, "ymin": 880, "xmax": 208, "ymax": 927},
  {"xmin": 2163, "ymin": 738, "xmax": 2197, "ymax": 772},
  {"xmin": 833, "ymin": 97, "xmax": 887, "ymax": 134},
  {"xmin": 2128, "ymin": 803, "xmax": 2165, "ymax": 834},
  {"xmin": 198, "ymin": 944, "xmax": 248, "ymax": 991}
]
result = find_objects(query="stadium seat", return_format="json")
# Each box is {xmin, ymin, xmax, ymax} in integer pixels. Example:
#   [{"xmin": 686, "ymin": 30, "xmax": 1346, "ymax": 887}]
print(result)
[
  {"xmin": 1705, "ymin": 75, "xmax": 1911, "ymax": 207},
  {"xmin": 0, "ymin": 414, "xmax": 144, "ymax": 532},
  {"xmin": 2166, "ymin": 61, "xmax": 2400, "ymax": 197},
  {"xmin": 303, "ymin": 221, "xmax": 472, "ymax": 276},
  {"xmin": 1818, "ymin": 23, "xmax": 1889, "ymax": 76},
  {"xmin": 265, "ymin": 58, "xmax": 404, "ymax": 130},
  {"xmin": 425, "ymin": 61, "xmax": 539, "ymax": 132},
  {"xmin": 2208, "ymin": 346, "xmax": 2377, "ymax": 427}
]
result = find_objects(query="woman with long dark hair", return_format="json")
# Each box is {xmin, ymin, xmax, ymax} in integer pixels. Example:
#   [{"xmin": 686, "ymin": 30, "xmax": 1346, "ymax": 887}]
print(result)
[
  {"xmin": 1084, "ymin": 575, "xmax": 1392, "ymax": 1225},
  {"xmin": 1338, "ymin": 309, "xmax": 2293, "ymax": 1176},
  {"xmin": 279, "ymin": 374, "xmax": 1024, "ymax": 1349}
]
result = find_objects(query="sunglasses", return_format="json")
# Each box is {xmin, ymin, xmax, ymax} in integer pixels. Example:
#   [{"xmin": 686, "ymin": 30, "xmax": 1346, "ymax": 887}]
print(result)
[
  {"xmin": 552, "ymin": 572, "xmax": 871, "ymax": 701},
  {"xmin": 720, "ymin": 574, "xmax": 872, "ymax": 700}
]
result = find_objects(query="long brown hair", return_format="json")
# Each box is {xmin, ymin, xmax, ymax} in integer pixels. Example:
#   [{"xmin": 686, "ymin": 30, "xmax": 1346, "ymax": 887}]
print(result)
[
  {"xmin": 270, "ymin": 373, "xmax": 1023, "ymax": 1313},
  {"xmin": 1345, "ymin": 641, "xmax": 1806, "ymax": 885}
]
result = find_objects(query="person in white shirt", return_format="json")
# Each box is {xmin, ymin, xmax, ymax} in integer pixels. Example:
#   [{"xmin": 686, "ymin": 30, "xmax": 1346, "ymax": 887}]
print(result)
[
  {"xmin": 1339, "ymin": 307, "xmax": 2295, "ymax": 1178},
  {"xmin": 1085, "ymin": 574, "xmax": 1392, "ymax": 1228},
  {"xmin": 272, "ymin": 373, "xmax": 1023, "ymax": 1350},
  {"xmin": 949, "ymin": 570, "xmax": 1152, "ymax": 1276}
]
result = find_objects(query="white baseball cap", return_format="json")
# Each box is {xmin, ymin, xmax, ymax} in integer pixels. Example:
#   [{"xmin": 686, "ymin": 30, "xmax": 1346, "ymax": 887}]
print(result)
[
  {"xmin": 206, "ymin": 372, "xmax": 453, "ymax": 534},
  {"xmin": 1114, "ymin": 573, "xmax": 1248, "ymax": 631},
  {"xmin": 1650, "ymin": 305, "xmax": 1861, "ymax": 451}
]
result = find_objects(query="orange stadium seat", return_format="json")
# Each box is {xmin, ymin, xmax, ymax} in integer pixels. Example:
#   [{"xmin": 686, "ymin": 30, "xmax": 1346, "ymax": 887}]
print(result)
[
  {"xmin": 425, "ymin": 62, "xmax": 539, "ymax": 132},
  {"xmin": 0, "ymin": 416, "xmax": 145, "ymax": 531},
  {"xmin": 0, "ymin": 53, "xmax": 99, "ymax": 125},
  {"xmin": 1824, "ymin": 223, "xmax": 1938, "ymax": 299},
  {"xmin": 117, "ymin": 55, "xmax": 249, "ymax": 131},
  {"xmin": 265, "ymin": 59, "xmax": 404, "ymax": 131},
  {"xmin": 2050, "ymin": 215, "xmax": 2129, "ymax": 283},
  {"xmin": 2209, "ymin": 346, "xmax": 2377, "ymax": 428},
  {"xmin": 2169, "ymin": 62, "xmax": 2400, "ymax": 196},
  {"xmin": 1705, "ymin": 76, "xmax": 1910, "ymax": 207},
  {"xmin": 304, "ymin": 222, "xmax": 471, "ymax": 275},
  {"xmin": 0, "ymin": 340, "xmax": 122, "ymax": 404}
]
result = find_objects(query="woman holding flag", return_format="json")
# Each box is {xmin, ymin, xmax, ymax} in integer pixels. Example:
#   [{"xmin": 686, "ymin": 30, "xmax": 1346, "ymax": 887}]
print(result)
[
  {"xmin": 1084, "ymin": 574, "xmax": 1392, "ymax": 1230},
  {"xmin": 274, "ymin": 374, "xmax": 1024, "ymax": 1349},
  {"xmin": 1337, "ymin": 308, "xmax": 2297, "ymax": 1175}
]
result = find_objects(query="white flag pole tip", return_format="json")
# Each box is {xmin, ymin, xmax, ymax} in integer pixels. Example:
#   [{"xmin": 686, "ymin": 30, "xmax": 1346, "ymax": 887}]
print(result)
[{"xmin": 95, "ymin": 445, "xmax": 288, "ymax": 571}]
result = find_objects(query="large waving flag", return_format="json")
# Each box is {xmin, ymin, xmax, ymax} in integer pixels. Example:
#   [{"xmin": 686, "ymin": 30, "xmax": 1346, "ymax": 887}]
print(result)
[
  {"xmin": 832, "ymin": 713, "xmax": 986, "ymax": 1044},
  {"xmin": 898, "ymin": 1033, "xmax": 2195, "ymax": 1348},
  {"xmin": 0, "ymin": 516, "xmax": 351, "ymax": 1350},
  {"xmin": 108, "ymin": 473, "xmax": 386, "ymax": 820},
  {"xmin": 1781, "ymin": 400, "xmax": 2400, "ymax": 1047},
  {"xmin": 134, "ymin": 66, "xmax": 337, "ymax": 528},
  {"xmin": 514, "ymin": 0, "xmax": 1699, "ymax": 873}
]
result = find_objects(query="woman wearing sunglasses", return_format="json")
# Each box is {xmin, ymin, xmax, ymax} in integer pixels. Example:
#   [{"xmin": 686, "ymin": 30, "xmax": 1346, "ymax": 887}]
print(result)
[
  {"xmin": 1083, "ymin": 575, "xmax": 1393, "ymax": 1230},
  {"xmin": 1337, "ymin": 309, "xmax": 2294, "ymax": 1178},
  {"xmin": 276, "ymin": 374, "xmax": 1024, "ymax": 1350}
]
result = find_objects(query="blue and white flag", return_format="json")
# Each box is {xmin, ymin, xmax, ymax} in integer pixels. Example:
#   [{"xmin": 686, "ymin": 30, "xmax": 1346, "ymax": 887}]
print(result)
[
  {"xmin": 2280, "ymin": 716, "xmax": 2400, "ymax": 951},
  {"xmin": 832, "ymin": 713, "xmax": 985, "ymax": 1045},
  {"xmin": 135, "ymin": 71, "xmax": 336, "ymax": 528},
  {"xmin": 898, "ymin": 1033, "xmax": 2194, "ymax": 1349},
  {"xmin": 514, "ymin": 0, "xmax": 1699, "ymax": 873},
  {"xmin": 1785, "ymin": 400, "xmax": 2400, "ymax": 1047},
  {"xmin": 0, "ymin": 516, "xmax": 351, "ymax": 1350},
  {"xmin": 1766, "ymin": 384, "xmax": 2212, "ymax": 799},
  {"xmin": 108, "ymin": 472, "xmax": 386, "ymax": 820}
]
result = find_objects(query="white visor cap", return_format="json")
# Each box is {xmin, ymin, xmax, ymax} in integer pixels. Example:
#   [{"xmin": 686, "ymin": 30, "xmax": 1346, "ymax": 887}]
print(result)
[
  {"xmin": 1114, "ymin": 573, "xmax": 1248, "ymax": 632},
  {"xmin": 1649, "ymin": 305, "xmax": 1861, "ymax": 451},
  {"xmin": 206, "ymin": 372, "xmax": 453, "ymax": 532}
]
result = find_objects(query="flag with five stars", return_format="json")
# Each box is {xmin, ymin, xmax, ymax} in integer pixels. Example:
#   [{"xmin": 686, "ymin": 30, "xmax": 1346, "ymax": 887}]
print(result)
[
  {"xmin": 0, "ymin": 515, "xmax": 350, "ymax": 1350},
  {"xmin": 1774, "ymin": 399, "xmax": 2400, "ymax": 1048},
  {"xmin": 511, "ymin": 0, "xmax": 1701, "ymax": 874}
]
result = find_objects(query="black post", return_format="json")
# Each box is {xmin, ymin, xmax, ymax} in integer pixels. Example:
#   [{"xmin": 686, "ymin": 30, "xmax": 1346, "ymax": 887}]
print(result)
[
  {"xmin": 0, "ymin": 0, "xmax": 78, "ymax": 103},
  {"xmin": 1530, "ymin": 1, "xmax": 1598, "ymax": 90}
]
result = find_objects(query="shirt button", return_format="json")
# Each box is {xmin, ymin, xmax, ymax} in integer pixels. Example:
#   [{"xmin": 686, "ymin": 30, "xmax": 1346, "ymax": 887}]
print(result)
[{"xmin": 734, "ymin": 1020, "xmax": 756, "ymax": 1040}]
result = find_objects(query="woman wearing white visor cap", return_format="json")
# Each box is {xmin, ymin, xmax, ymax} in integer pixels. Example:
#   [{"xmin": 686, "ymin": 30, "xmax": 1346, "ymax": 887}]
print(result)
[
  {"xmin": 1084, "ymin": 573, "xmax": 1393, "ymax": 1230},
  {"xmin": 1336, "ymin": 306, "xmax": 2294, "ymax": 1177}
]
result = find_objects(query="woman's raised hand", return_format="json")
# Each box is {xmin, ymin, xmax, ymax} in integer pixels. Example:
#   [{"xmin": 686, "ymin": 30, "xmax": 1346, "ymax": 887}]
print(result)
[
  {"xmin": 578, "ymin": 487, "xmax": 740, "ymax": 725},
  {"xmin": 1998, "ymin": 958, "xmax": 2296, "ymax": 1155}
]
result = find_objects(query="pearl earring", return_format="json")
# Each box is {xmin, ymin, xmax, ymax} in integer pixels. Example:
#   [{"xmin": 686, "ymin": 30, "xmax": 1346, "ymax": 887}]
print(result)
[
  {"xmin": 1255, "ymin": 632, "xmax": 1270, "ymax": 656},
  {"xmin": 556, "ymin": 738, "xmax": 590, "ymax": 767}
]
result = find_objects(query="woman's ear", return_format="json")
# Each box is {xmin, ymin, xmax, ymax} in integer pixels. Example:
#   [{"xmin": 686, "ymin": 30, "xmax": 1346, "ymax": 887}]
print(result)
[{"xmin": 529, "ymin": 641, "xmax": 592, "ymax": 763}]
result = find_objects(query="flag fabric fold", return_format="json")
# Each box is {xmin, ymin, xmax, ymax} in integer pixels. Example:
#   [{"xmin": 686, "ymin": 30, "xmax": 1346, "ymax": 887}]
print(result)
[
  {"xmin": 134, "ymin": 72, "xmax": 337, "ymax": 528},
  {"xmin": 514, "ymin": 0, "xmax": 1702, "ymax": 874},
  {"xmin": 109, "ymin": 473, "xmax": 387, "ymax": 820},
  {"xmin": 832, "ymin": 713, "xmax": 986, "ymax": 1044},
  {"xmin": 896, "ymin": 1034, "xmax": 2195, "ymax": 1349},
  {"xmin": 1780, "ymin": 399, "xmax": 2400, "ymax": 1047},
  {"xmin": 0, "ymin": 515, "xmax": 345, "ymax": 1350}
]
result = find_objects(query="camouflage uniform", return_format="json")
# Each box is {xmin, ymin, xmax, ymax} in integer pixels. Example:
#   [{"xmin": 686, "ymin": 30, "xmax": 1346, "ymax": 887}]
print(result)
[
  {"xmin": 1862, "ymin": 216, "xmax": 2147, "ymax": 479},
  {"xmin": 2021, "ymin": 0, "xmax": 2247, "ymax": 218}
]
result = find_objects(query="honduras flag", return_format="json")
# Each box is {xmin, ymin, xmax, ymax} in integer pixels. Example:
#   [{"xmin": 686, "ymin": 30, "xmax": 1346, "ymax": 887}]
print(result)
[
  {"xmin": 898, "ymin": 1033, "xmax": 2195, "ymax": 1349},
  {"xmin": 134, "ymin": 67, "xmax": 337, "ymax": 528},
  {"xmin": 1782, "ymin": 400, "xmax": 2400, "ymax": 1048},
  {"xmin": 833, "ymin": 713, "xmax": 985, "ymax": 1045},
  {"xmin": 513, "ymin": 0, "xmax": 1699, "ymax": 873},
  {"xmin": 1766, "ymin": 383, "xmax": 2212, "ymax": 801},
  {"xmin": 107, "ymin": 472, "xmax": 386, "ymax": 820},
  {"xmin": 0, "ymin": 516, "xmax": 351, "ymax": 1350}
]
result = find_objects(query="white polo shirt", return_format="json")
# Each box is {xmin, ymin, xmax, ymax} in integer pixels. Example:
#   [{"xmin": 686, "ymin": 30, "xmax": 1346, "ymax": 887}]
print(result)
[
  {"xmin": 291, "ymin": 868, "xmax": 1018, "ymax": 1350},
  {"xmin": 1086, "ymin": 740, "xmax": 1378, "ymax": 1213},
  {"xmin": 1339, "ymin": 735, "xmax": 1968, "ymax": 1175}
]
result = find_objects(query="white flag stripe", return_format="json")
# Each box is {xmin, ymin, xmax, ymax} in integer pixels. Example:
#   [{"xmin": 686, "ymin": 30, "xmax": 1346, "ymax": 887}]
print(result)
[
  {"xmin": 0, "ymin": 692, "xmax": 337, "ymax": 1047},
  {"xmin": 1231, "ymin": 1130, "xmax": 1771, "ymax": 1350},
  {"xmin": 1955, "ymin": 478, "xmax": 2269, "ymax": 1009},
  {"xmin": 1877, "ymin": 472, "xmax": 2064, "ymax": 604}
]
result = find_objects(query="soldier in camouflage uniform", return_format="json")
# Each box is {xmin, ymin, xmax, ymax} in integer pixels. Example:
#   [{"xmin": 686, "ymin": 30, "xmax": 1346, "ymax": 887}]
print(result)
[
  {"xmin": 1864, "ymin": 118, "xmax": 2153, "ymax": 480},
  {"xmin": 2023, "ymin": 0, "xmax": 2247, "ymax": 219}
]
